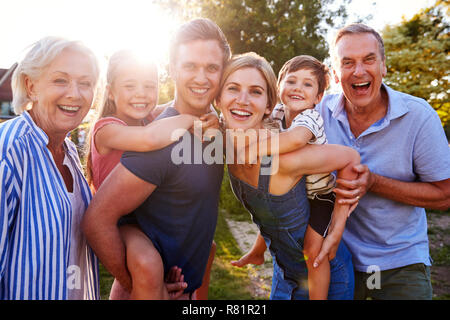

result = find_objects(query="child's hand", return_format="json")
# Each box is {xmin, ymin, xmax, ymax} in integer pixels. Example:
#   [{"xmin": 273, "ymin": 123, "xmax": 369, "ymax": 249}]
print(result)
[
  {"xmin": 187, "ymin": 115, "xmax": 201, "ymax": 140},
  {"xmin": 199, "ymin": 112, "xmax": 220, "ymax": 141},
  {"xmin": 313, "ymin": 233, "xmax": 340, "ymax": 268}
]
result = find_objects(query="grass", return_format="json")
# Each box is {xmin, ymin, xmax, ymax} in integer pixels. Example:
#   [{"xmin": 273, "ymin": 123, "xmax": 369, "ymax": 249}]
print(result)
[
  {"xmin": 99, "ymin": 264, "xmax": 114, "ymax": 300},
  {"xmin": 431, "ymin": 244, "xmax": 450, "ymax": 266},
  {"xmin": 208, "ymin": 210, "xmax": 255, "ymax": 299},
  {"xmin": 427, "ymin": 209, "xmax": 450, "ymax": 300}
]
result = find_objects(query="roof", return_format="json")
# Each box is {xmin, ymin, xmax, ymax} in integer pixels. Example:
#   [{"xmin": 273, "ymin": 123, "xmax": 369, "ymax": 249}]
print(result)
[{"xmin": 0, "ymin": 66, "xmax": 15, "ymax": 101}]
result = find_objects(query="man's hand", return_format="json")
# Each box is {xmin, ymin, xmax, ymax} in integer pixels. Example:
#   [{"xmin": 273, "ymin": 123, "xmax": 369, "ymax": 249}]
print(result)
[
  {"xmin": 334, "ymin": 164, "xmax": 375, "ymax": 208},
  {"xmin": 165, "ymin": 266, "xmax": 188, "ymax": 300}
]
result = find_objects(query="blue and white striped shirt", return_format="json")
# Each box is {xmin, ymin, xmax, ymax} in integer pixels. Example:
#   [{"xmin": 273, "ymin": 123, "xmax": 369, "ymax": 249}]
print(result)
[{"xmin": 0, "ymin": 111, "xmax": 99, "ymax": 299}]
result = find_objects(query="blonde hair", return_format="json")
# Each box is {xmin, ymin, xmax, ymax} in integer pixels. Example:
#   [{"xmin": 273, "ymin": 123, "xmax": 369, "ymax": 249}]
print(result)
[
  {"xmin": 219, "ymin": 52, "xmax": 278, "ymax": 118},
  {"xmin": 96, "ymin": 50, "xmax": 158, "ymax": 118},
  {"xmin": 11, "ymin": 36, "xmax": 100, "ymax": 115},
  {"xmin": 84, "ymin": 50, "xmax": 158, "ymax": 188}
]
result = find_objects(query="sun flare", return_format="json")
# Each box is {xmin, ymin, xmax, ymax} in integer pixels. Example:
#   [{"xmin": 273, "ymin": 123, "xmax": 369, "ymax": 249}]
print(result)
[
  {"xmin": 86, "ymin": 2, "xmax": 182, "ymax": 68},
  {"xmin": 0, "ymin": 0, "xmax": 182, "ymax": 71}
]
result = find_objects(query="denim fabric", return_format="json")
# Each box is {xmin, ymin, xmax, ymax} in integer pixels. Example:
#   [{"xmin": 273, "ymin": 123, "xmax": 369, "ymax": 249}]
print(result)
[{"xmin": 229, "ymin": 156, "xmax": 354, "ymax": 300}]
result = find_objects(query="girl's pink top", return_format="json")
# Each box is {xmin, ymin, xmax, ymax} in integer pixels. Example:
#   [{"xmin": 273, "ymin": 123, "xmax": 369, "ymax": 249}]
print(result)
[{"xmin": 91, "ymin": 117, "xmax": 127, "ymax": 191}]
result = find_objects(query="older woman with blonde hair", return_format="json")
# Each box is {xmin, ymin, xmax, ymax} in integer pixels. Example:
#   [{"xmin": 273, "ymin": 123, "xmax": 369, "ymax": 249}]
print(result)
[{"xmin": 0, "ymin": 37, "xmax": 101, "ymax": 299}]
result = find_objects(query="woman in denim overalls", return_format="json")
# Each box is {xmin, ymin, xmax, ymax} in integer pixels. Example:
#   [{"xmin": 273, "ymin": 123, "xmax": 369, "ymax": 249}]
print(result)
[{"xmin": 217, "ymin": 53, "xmax": 359, "ymax": 299}]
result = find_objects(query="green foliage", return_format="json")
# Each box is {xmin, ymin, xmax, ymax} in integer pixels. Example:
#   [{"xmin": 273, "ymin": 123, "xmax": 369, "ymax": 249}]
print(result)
[
  {"xmin": 156, "ymin": 0, "xmax": 351, "ymax": 75},
  {"xmin": 382, "ymin": 0, "xmax": 450, "ymax": 127},
  {"xmin": 158, "ymin": 78, "xmax": 175, "ymax": 104}
]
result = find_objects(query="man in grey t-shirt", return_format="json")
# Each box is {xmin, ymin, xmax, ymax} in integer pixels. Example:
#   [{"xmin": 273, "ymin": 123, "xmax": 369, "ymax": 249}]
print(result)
[{"xmin": 83, "ymin": 18, "xmax": 231, "ymax": 299}]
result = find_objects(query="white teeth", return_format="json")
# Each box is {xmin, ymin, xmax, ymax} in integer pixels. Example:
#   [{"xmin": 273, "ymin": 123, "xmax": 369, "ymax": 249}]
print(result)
[
  {"xmin": 231, "ymin": 109, "xmax": 252, "ymax": 116},
  {"xmin": 353, "ymin": 82, "xmax": 370, "ymax": 87},
  {"xmin": 290, "ymin": 95, "xmax": 303, "ymax": 100},
  {"xmin": 132, "ymin": 104, "xmax": 147, "ymax": 108},
  {"xmin": 191, "ymin": 88, "xmax": 208, "ymax": 94},
  {"xmin": 59, "ymin": 105, "xmax": 79, "ymax": 111}
]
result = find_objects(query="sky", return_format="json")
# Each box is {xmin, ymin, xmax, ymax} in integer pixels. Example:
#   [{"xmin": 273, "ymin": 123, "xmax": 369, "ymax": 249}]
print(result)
[{"xmin": 0, "ymin": 0, "xmax": 436, "ymax": 69}]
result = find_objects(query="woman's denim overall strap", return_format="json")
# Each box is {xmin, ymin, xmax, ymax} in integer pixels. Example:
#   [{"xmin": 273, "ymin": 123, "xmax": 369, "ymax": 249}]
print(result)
[
  {"xmin": 229, "ymin": 157, "xmax": 310, "ymax": 299},
  {"xmin": 227, "ymin": 158, "xmax": 354, "ymax": 299}
]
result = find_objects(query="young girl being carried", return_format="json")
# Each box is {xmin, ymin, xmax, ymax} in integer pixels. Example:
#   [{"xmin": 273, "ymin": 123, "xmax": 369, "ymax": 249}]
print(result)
[{"xmin": 86, "ymin": 50, "xmax": 217, "ymax": 299}]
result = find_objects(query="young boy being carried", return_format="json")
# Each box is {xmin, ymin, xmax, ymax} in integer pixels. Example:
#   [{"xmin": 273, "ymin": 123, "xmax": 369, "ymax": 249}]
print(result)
[{"xmin": 232, "ymin": 55, "xmax": 353, "ymax": 300}]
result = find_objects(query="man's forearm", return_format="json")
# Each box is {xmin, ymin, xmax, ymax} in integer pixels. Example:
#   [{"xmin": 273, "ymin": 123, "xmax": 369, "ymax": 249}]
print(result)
[
  {"xmin": 83, "ymin": 217, "xmax": 132, "ymax": 291},
  {"xmin": 370, "ymin": 173, "xmax": 450, "ymax": 210}
]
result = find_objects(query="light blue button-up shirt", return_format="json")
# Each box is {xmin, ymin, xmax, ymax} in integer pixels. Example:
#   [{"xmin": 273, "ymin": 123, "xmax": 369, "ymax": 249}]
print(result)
[
  {"xmin": 0, "ymin": 111, "xmax": 99, "ymax": 299},
  {"xmin": 316, "ymin": 84, "xmax": 450, "ymax": 272}
]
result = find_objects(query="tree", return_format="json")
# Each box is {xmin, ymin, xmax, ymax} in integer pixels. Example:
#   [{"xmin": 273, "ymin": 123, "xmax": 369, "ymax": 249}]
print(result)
[
  {"xmin": 156, "ymin": 0, "xmax": 351, "ymax": 75},
  {"xmin": 382, "ymin": 0, "xmax": 449, "ymax": 127}
]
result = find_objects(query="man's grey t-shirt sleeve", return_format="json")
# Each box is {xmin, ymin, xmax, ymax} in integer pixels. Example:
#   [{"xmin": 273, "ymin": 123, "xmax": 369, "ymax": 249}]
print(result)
[{"xmin": 120, "ymin": 147, "xmax": 172, "ymax": 187}]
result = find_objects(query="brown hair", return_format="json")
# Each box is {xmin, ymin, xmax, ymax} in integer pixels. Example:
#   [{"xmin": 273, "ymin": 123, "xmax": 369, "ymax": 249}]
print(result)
[
  {"xmin": 278, "ymin": 55, "xmax": 330, "ymax": 96},
  {"xmin": 169, "ymin": 18, "xmax": 231, "ymax": 67}
]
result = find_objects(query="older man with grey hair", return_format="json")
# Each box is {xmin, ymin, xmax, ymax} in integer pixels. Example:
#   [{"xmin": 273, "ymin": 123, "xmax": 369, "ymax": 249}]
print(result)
[{"xmin": 316, "ymin": 23, "xmax": 450, "ymax": 300}]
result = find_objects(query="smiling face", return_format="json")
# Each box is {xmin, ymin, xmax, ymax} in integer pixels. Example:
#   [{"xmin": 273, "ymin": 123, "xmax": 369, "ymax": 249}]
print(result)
[
  {"xmin": 171, "ymin": 39, "xmax": 224, "ymax": 116},
  {"xmin": 333, "ymin": 33, "xmax": 387, "ymax": 110},
  {"xmin": 26, "ymin": 48, "xmax": 97, "ymax": 139},
  {"xmin": 218, "ymin": 67, "xmax": 270, "ymax": 131},
  {"xmin": 109, "ymin": 60, "xmax": 158, "ymax": 125},
  {"xmin": 279, "ymin": 68, "xmax": 322, "ymax": 115}
]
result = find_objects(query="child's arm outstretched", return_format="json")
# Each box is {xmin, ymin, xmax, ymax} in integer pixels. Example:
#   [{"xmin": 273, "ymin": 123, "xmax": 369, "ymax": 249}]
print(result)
[
  {"xmin": 260, "ymin": 126, "xmax": 313, "ymax": 156},
  {"xmin": 239, "ymin": 126, "xmax": 314, "ymax": 164},
  {"xmin": 95, "ymin": 114, "xmax": 199, "ymax": 154}
]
